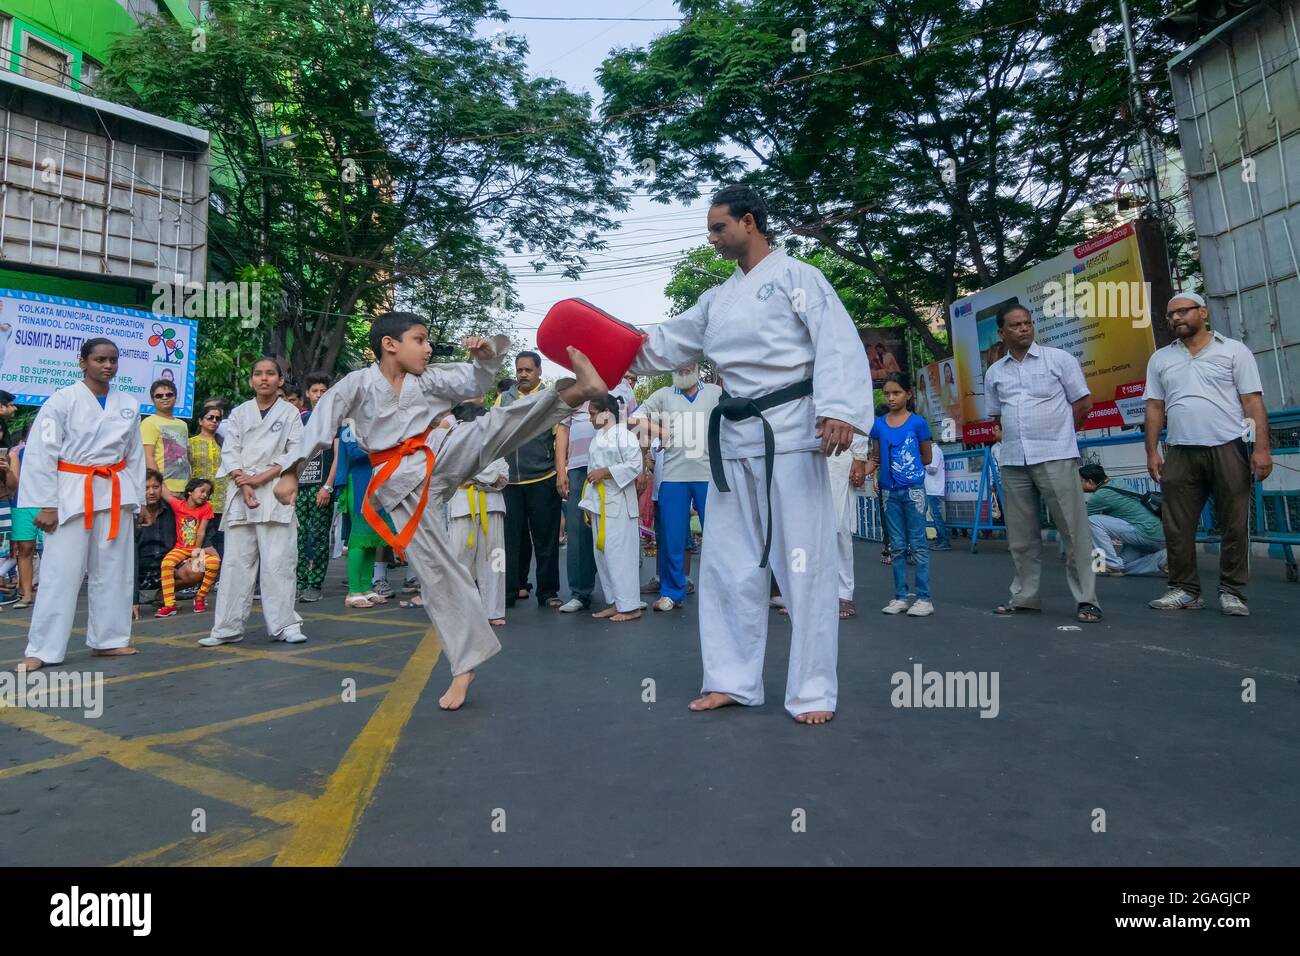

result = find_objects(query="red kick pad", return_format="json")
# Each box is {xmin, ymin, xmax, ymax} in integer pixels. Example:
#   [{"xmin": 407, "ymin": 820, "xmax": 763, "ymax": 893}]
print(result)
[{"xmin": 536, "ymin": 298, "xmax": 644, "ymax": 389}]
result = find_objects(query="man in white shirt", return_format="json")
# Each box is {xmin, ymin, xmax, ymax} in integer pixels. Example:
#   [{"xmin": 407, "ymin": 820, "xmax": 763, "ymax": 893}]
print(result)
[
  {"xmin": 983, "ymin": 303, "xmax": 1100, "ymax": 623},
  {"xmin": 924, "ymin": 442, "xmax": 951, "ymax": 550},
  {"xmin": 1143, "ymin": 291, "xmax": 1272, "ymax": 615},
  {"xmin": 630, "ymin": 362, "xmax": 722, "ymax": 611}
]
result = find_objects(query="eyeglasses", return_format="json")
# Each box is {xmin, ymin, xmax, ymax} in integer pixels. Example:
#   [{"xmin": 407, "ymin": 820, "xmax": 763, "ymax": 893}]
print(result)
[
  {"xmin": 153, "ymin": 392, "xmax": 176, "ymax": 399},
  {"xmin": 203, "ymin": 414, "xmax": 222, "ymax": 422},
  {"xmin": 1165, "ymin": 305, "xmax": 1201, "ymax": 320}
]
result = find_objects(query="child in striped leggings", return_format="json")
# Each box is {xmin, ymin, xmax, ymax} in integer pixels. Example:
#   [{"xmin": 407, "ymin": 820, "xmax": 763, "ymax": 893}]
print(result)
[{"xmin": 156, "ymin": 477, "xmax": 222, "ymax": 618}]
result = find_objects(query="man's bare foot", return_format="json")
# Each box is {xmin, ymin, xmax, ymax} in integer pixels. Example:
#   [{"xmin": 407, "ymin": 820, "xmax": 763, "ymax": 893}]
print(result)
[
  {"xmin": 439, "ymin": 671, "xmax": 475, "ymax": 711},
  {"xmin": 611, "ymin": 610, "xmax": 641, "ymax": 622},
  {"xmin": 517, "ymin": 589, "xmax": 529, "ymax": 600},
  {"xmin": 592, "ymin": 606, "xmax": 618, "ymax": 618},
  {"xmin": 794, "ymin": 710, "xmax": 834, "ymax": 725},
  {"xmin": 557, "ymin": 347, "xmax": 609, "ymax": 407},
  {"xmin": 92, "ymin": 647, "xmax": 139, "ymax": 658},
  {"xmin": 17, "ymin": 656, "xmax": 44, "ymax": 672},
  {"xmin": 688, "ymin": 691, "xmax": 737, "ymax": 712},
  {"xmin": 489, "ymin": 618, "xmax": 505, "ymax": 627}
]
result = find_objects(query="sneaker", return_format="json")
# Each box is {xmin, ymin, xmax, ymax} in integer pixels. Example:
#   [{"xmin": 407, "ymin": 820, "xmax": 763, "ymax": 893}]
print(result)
[
  {"xmin": 300, "ymin": 588, "xmax": 323, "ymax": 603},
  {"xmin": 641, "ymin": 577, "xmax": 661, "ymax": 594},
  {"xmin": 1219, "ymin": 592, "xmax": 1250, "ymax": 616},
  {"xmin": 402, "ymin": 576, "xmax": 420, "ymax": 594},
  {"xmin": 198, "ymin": 633, "xmax": 243, "ymax": 647},
  {"xmin": 907, "ymin": 599, "xmax": 935, "ymax": 617},
  {"xmin": 653, "ymin": 596, "xmax": 678, "ymax": 612},
  {"xmin": 0, "ymin": 593, "xmax": 21, "ymax": 608},
  {"xmin": 154, "ymin": 605, "xmax": 179, "ymax": 619},
  {"xmin": 177, "ymin": 587, "xmax": 198, "ymax": 600},
  {"xmin": 192, "ymin": 598, "xmax": 208, "ymax": 614},
  {"xmin": 371, "ymin": 579, "xmax": 394, "ymax": 598},
  {"xmin": 686, "ymin": 580, "xmax": 696, "ymax": 595},
  {"xmin": 275, "ymin": 628, "xmax": 308, "ymax": 644},
  {"xmin": 557, "ymin": 598, "xmax": 585, "ymax": 613},
  {"xmin": 1148, "ymin": 588, "xmax": 1204, "ymax": 610},
  {"xmin": 882, "ymin": 599, "xmax": 910, "ymax": 615}
]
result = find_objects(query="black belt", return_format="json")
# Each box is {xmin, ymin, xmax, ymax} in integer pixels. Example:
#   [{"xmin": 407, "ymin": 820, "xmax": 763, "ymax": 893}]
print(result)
[{"xmin": 707, "ymin": 378, "xmax": 815, "ymax": 568}]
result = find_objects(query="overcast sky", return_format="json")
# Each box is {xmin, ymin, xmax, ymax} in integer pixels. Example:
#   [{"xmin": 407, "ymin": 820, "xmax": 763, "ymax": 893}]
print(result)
[{"xmin": 472, "ymin": 1, "xmax": 718, "ymax": 378}]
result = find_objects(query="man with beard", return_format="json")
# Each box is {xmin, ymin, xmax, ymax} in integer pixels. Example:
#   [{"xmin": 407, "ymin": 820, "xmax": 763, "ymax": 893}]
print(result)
[{"xmin": 1144, "ymin": 292, "xmax": 1271, "ymax": 616}]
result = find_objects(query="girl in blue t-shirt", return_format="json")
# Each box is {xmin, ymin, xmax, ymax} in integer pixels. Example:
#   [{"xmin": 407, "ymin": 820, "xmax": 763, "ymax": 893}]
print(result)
[{"xmin": 866, "ymin": 373, "xmax": 935, "ymax": 616}]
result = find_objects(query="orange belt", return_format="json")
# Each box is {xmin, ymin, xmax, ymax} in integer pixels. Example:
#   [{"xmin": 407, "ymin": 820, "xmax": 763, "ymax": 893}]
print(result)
[
  {"xmin": 57, "ymin": 458, "xmax": 128, "ymax": 540},
  {"xmin": 362, "ymin": 426, "xmax": 436, "ymax": 560}
]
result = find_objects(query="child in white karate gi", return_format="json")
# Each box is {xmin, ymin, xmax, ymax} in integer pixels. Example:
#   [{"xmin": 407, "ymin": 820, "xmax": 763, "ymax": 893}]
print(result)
[
  {"xmin": 446, "ymin": 403, "xmax": 508, "ymax": 625},
  {"xmin": 581, "ymin": 393, "xmax": 644, "ymax": 622}
]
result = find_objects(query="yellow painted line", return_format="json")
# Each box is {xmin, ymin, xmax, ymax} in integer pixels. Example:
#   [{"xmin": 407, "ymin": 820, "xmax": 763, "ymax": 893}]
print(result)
[
  {"xmin": 0, "ymin": 751, "xmax": 91, "ymax": 781},
  {"xmin": 112, "ymin": 824, "xmax": 290, "ymax": 867},
  {"xmin": 274, "ymin": 628, "xmax": 442, "ymax": 867}
]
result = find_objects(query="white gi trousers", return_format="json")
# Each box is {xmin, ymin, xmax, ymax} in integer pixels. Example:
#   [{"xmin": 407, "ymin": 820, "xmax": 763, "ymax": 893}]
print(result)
[
  {"xmin": 210, "ymin": 521, "xmax": 304, "ymax": 640},
  {"xmin": 448, "ymin": 511, "xmax": 506, "ymax": 620},
  {"xmin": 25, "ymin": 507, "xmax": 134, "ymax": 663},
  {"xmin": 826, "ymin": 451, "xmax": 856, "ymax": 602},
  {"xmin": 698, "ymin": 452, "xmax": 839, "ymax": 716},
  {"xmin": 402, "ymin": 386, "xmax": 574, "ymax": 675},
  {"xmin": 592, "ymin": 512, "xmax": 641, "ymax": 613}
]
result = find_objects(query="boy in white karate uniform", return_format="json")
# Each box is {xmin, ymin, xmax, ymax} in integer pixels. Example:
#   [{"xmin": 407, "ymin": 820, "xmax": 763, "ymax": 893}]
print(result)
[
  {"xmin": 200, "ymin": 358, "xmax": 307, "ymax": 647},
  {"xmin": 19, "ymin": 338, "xmax": 145, "ymax": 671},
  {"xmin": 277, "ymin": 312, "xmax": 606, "ymax": 710},
  {"xmin": 446, "ymin": 403, "xmax": 509, "ymax": 625},
  {"xmin": 581, "ymin": 393, "xmax": 643, "ymax": 622},
  {"xmin": 631, "ymin": 186, "xmax": 873, "ymax": 724}
]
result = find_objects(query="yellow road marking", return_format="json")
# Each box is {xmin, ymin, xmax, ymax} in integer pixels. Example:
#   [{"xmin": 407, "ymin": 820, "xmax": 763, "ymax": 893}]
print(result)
[
  {"xmin": 113, "ymin": 824, "xmax": 290, "ymax": 867},
  {"xmin": 274, "ymin": 628, "xmax": 443, "ymax": 867}
]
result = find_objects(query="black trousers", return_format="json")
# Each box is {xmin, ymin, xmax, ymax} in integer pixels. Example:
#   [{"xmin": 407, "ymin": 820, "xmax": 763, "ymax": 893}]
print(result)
[{"xmin": 504, "ymin": 477, "xmax": 562, "ymax": 605}]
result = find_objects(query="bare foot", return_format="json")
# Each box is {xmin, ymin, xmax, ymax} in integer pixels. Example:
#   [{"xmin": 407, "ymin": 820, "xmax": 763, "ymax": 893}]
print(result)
[
  {"xmin": 611, "ymin": 610, "xmax": 641, "ymax": 622},
  {"xmin": 592, "ymin": 606, "xmax": 618, "ymax": 618},
  {"xmin": 92, "ymin": 647, "xmax": 139, "ymax": 658},
  {"xmin": 794, "ymin": 710, "xmax": 834, "ymax": 725},
  {"xmin": 17, "ymin": 656, "xmax": 44, "ymax": 672},
  {"xmin": 557, "ymin": 347, "xmax": 609, "ymax": 406},
  {"xmin": 489, "ymin": 618, "xmax": 505, "ymax": 627},
  {"xmin": 517, "ymin": 589, "xmax": 529, "ymax": 600},
  {"xmin": 439, "ymin": 671, "xmax": 475, "ymax": 711},
  {"xmin": 688, "ymin": 691, "xmax": 737, "ymax": 712}
]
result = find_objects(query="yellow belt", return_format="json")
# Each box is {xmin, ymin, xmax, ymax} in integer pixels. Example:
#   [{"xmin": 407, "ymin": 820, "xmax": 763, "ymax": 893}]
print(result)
[
  {"xmin": 464, "ymin": 485, "xmax": 491, "ymax": 549},
  {"xmin": 511, "ymin": 470, "xmax": 556, "ymax": 486},
  {"xmin": 582, "ymin": 479, "xmax": 607, "ymax": 552}
]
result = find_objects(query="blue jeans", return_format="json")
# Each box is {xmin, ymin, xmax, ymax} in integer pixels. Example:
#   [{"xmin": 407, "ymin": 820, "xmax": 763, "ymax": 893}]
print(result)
[
  {"xmin": 884, "ymin": 485, "xmax": 930, "ymax": 600},
  {"xmin": 927, "ymin": 494, "xmax": 951, "ymax": 547},
  {"xmin": 656, "ymin": 480, "xmax": 708, "ymax": 601}
]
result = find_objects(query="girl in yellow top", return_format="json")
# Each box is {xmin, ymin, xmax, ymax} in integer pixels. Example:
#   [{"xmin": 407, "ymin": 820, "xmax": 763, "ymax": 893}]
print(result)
[{"xmin": 188, "ymin": 404, "xmax": 227, "ymax": 552}]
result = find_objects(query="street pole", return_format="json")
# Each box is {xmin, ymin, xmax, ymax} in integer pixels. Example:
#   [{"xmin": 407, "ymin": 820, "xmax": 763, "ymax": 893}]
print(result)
[{"xmin": 1119, "ymin": 0, "xmax": 1162, "ymax": 212}]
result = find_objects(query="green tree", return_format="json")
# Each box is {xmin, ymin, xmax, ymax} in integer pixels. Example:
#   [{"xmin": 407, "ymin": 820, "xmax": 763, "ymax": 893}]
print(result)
[
  {"xmin": 99, "ymin": 0, "xmax": 629, "ymax": 376},
  {"xmin": 600, "ymin": 0, "xmax": 1177, "ymax": 354}
]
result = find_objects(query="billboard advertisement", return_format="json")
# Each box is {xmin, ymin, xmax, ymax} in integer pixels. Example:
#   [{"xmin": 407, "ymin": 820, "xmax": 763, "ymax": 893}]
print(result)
[{"xmin": 949, "ymin": 224, "xmax": 1156, "ymax": 443}]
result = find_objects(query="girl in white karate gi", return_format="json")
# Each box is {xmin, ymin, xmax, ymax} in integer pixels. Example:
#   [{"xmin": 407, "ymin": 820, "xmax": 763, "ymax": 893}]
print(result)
[
  {"xmin": 581, "ymin": 393, "xmax": 644, "ymax": 623},
  {"xmin": 18, "ymin": 338, "xmax": 146, "ymax": 671},
  {"xmin": 446, "ymin": 404, "xmax": 508, "ymax": 625},
  {"xmin": 200, "ymin": 358, "xmax": 307, "ymax": 647}
]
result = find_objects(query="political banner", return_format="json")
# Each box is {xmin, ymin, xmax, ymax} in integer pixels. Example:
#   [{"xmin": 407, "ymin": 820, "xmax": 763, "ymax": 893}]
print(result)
[{"xmin": 0, "ymin": 289, "xmax": 197, "ymax": 416}]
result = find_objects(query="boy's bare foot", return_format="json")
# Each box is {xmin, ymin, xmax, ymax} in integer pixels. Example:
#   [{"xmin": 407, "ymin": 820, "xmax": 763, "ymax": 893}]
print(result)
[
  {"xmin": 92, "ymin": 647, "xmax": 139, "ymax": 658},
  {"xmin": 557, "ymin": 347, "xmax": 609, "ymax": 407},
  {"xmin": 17, "ymin": 656, "xmax": 44, "ymax": 672},
  {"xmin": 611, "ymin": 610, "xmax": 641, "ymax": 622},
  {"xmin": 592, "ymin": 606, "xmax": 618, "ymax": 618},
  {"xmin": 489, "ymin": 618, "xmax": 505, "ymax": 627},
  {"xmin": 439, "ymin": 671, "xmax": 475, "ymax": 711},
  {"xmin": 794, "ymin": 710, "xmax": 834, "ymax": 725},
  {"xmin": 688, "ymin": 691, "xmax": 737, "ymax": 712}
]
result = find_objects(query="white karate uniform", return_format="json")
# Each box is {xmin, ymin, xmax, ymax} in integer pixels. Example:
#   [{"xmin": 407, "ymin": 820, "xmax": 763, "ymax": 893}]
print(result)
[
  {"xmin": 447, "ymin": 457, "xmax": 508, "ymax": 620},
  {"xmin": 827, "ymin": 435, "xmax": 872, "ymax": 601},
  {"xmin": 633, "ymin": 248, "xmax": 873, "ymax": 715},
  {"xmin": 19, "ymin": 382, "xmax": 145, "ymax": 663},
  {"xmin": 580, "ymin": 424, "xmax": 642, "ymax": 613},
  {"xmin": 209, "ymin": 398, "xmax": 305, "ymax": 641},
  {"xmin": 295, "ymin": 339, "xmax": 575, "ymax": 676}
]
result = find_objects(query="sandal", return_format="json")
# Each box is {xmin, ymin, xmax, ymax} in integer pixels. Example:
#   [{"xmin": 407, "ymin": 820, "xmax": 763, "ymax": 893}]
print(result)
[
  {"xmin": 839, "ymin": 599, "xmax": 857, "ymax": 620},
  {"xmin": 344, "ymin": 595, "xmax": 375, "ymax": 608},
  {"xmin": 365, "ymin": 591, "xmax": 390, "ymax": 604},
  {"xmin": 993, "ymin": 604, "xmax": 1041, "ymax": 615},
  {"xmin": 399, "ymin": 596, "xmax": 425, "ymax": 608},
  {"xmin": 1076, "ymin": 602, "xmax": 1103, "ymax": 623}
]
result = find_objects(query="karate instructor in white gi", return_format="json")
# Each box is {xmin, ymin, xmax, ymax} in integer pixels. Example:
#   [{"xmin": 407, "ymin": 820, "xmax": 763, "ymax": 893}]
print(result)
[{"xmin": 632, "ymin": 185, "xmax": 873, "ymax": 724}]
